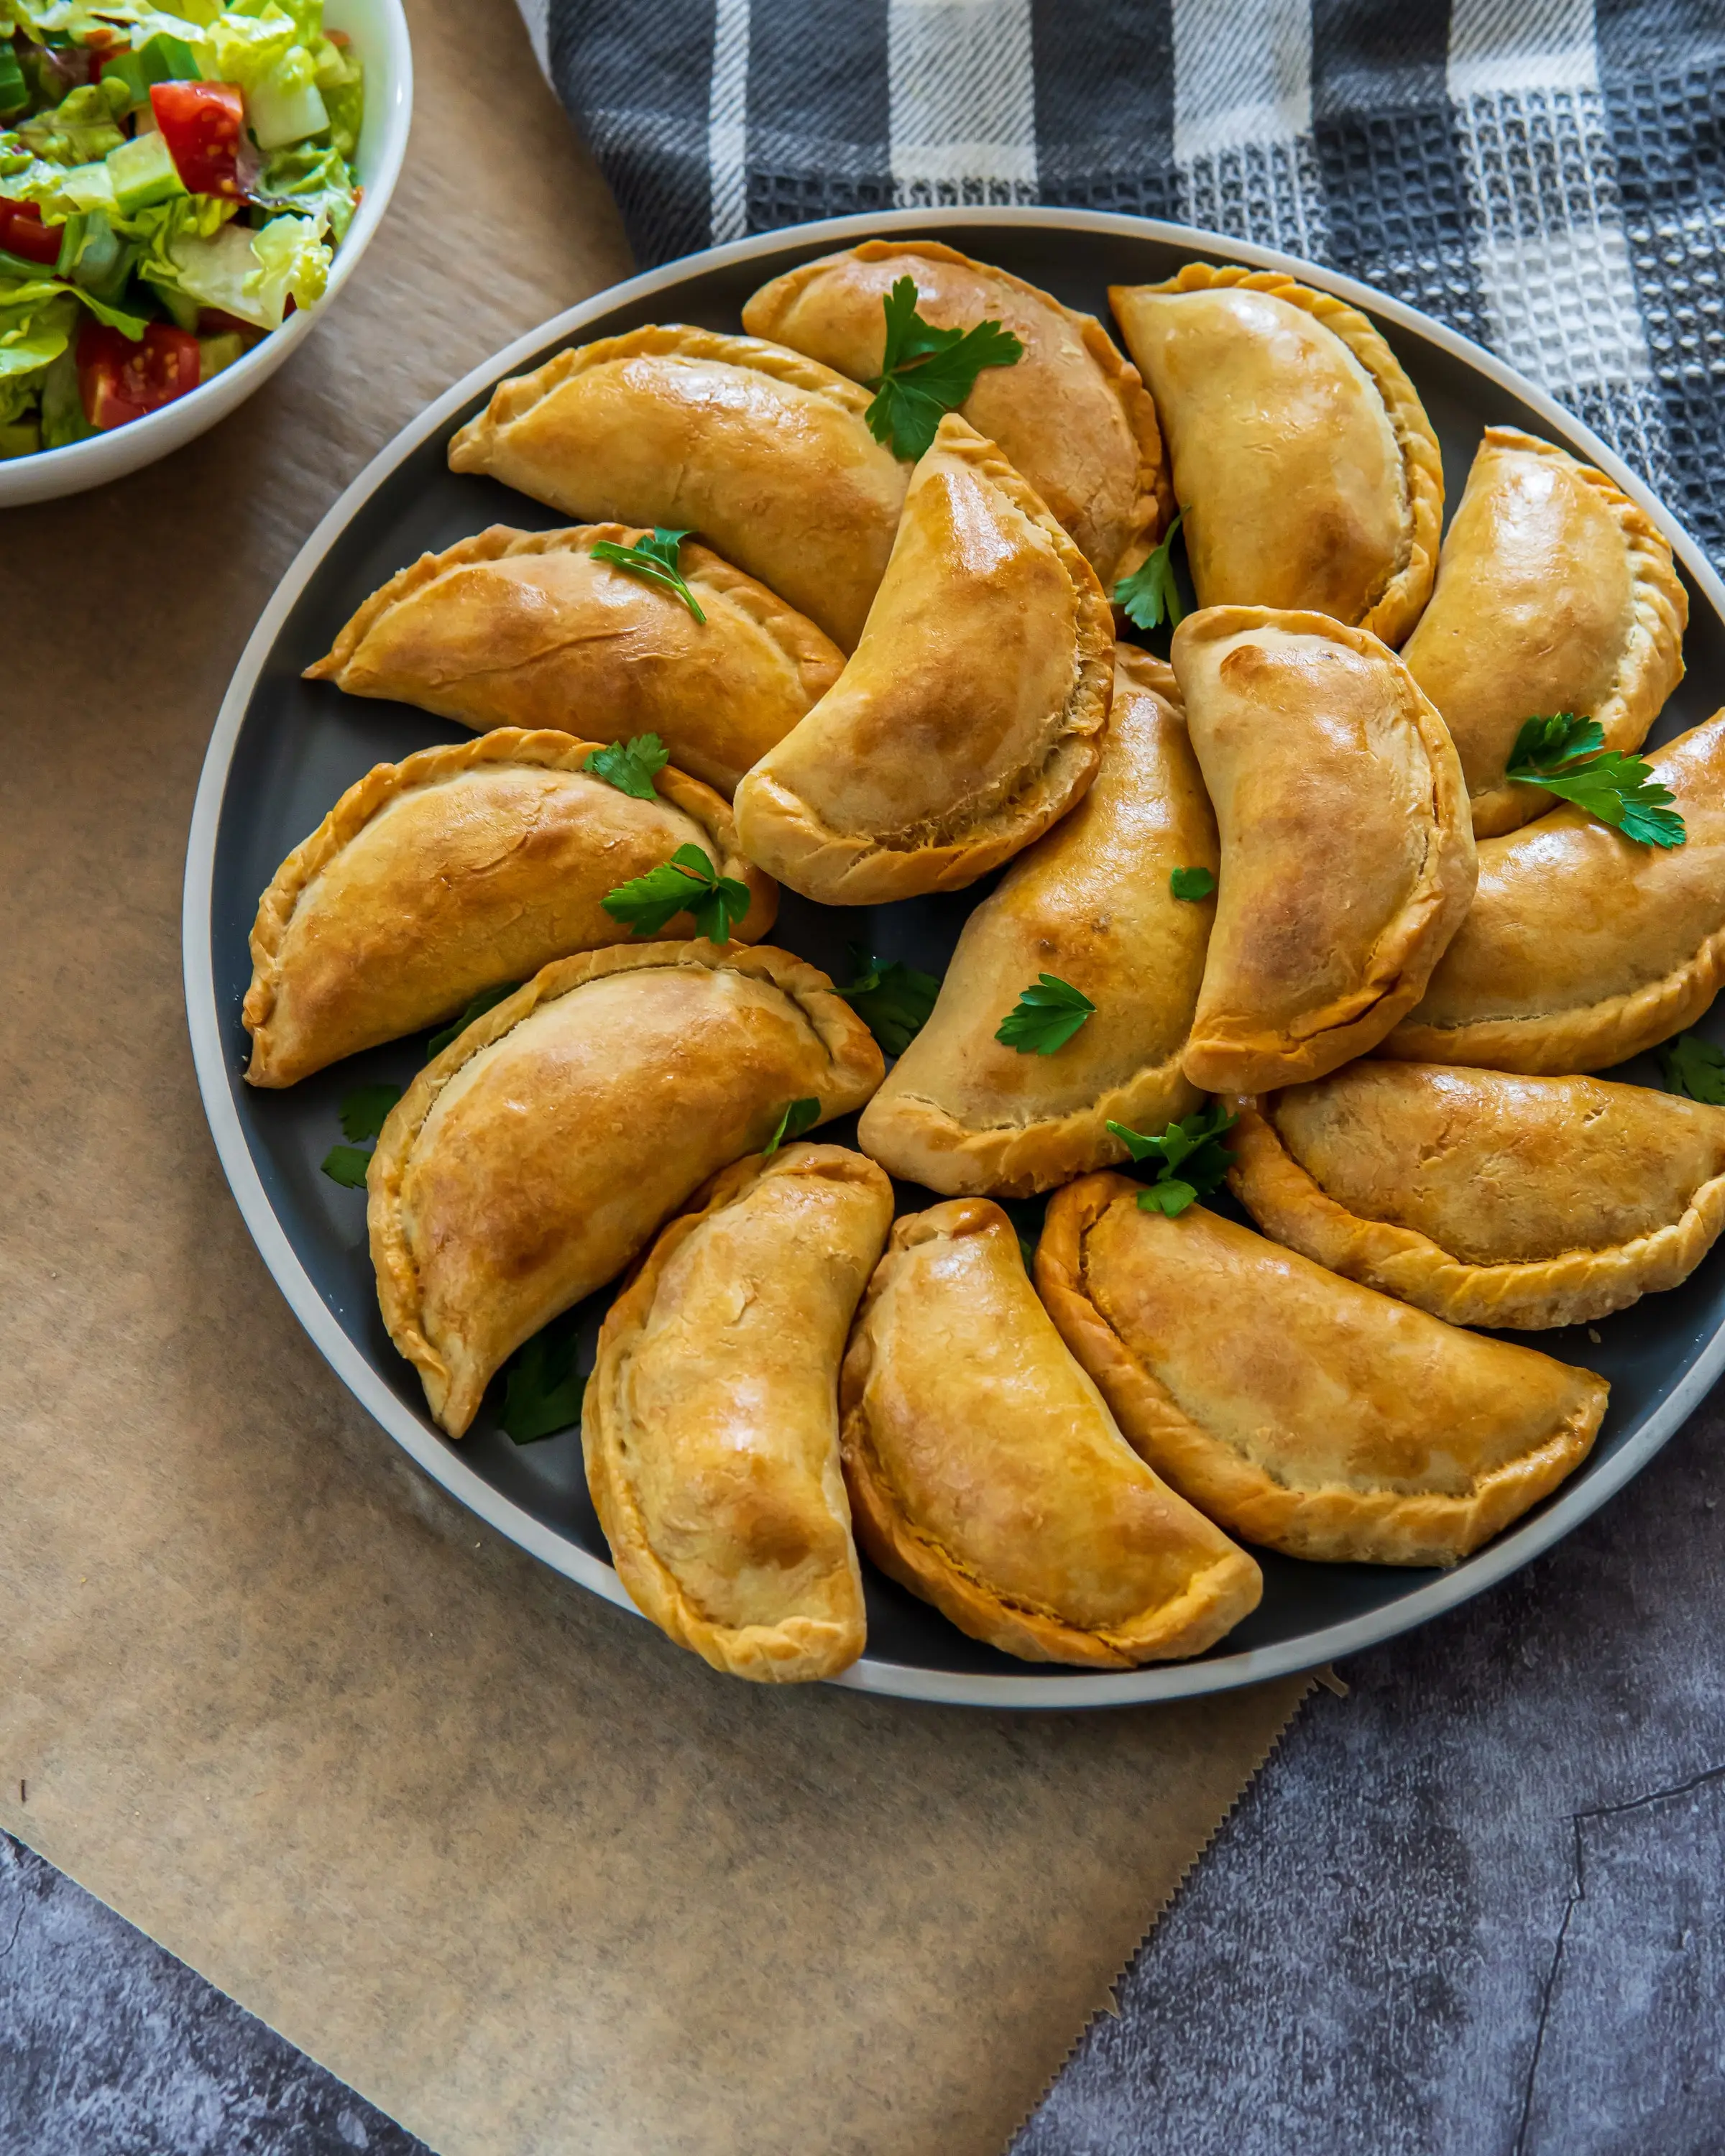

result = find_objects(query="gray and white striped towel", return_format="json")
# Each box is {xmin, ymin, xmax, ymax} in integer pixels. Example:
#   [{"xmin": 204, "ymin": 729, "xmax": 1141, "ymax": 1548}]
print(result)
[{"xmin": 515, "ymin": 0, "xmax": 1725, "ymax": 568}]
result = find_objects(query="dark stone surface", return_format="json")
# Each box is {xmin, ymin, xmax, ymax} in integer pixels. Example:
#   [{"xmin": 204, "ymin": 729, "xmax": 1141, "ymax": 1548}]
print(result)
[{"xmin": 3, "ymin": 1395, "xmax": 1722, "ymax": 2156}]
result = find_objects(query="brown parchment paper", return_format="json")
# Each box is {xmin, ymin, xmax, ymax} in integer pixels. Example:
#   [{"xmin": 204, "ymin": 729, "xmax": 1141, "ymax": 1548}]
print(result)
[{"xmin": 0, "ymin": 4, "xmax": 1309, "ymax": 2149}]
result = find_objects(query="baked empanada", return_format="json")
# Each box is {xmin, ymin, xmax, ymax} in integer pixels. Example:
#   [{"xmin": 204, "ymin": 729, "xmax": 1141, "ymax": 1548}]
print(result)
[
  {"xmin": 857, "ymin": 648, "xmax": 1212, "ymax": 1195},
  {"xmin": 584, "ymin": 1144, "xmax": 890, "ymax": 1683},
  {"xmin": 244, "ymin": 729, "xmax": 776, "ymax": 1088},
  {"xmin": 1172, "ymin": 607, "xmax": 1475, "ymax": 1092},
  {"xmin": 1037, "ymin": 1178, "xmax": 1609, "ymax": 1567},
  {"xmin": 446, "ymin": 326, "xmax": 910, "ymax": 650},
  {"xmin": 1386, "ymin": 710, "xmax": 1725, "ymax": 1073},
  {"xmin": 1110, "ymin": 264, "xmax": 1442, "ymax": 645},
  {"xmin": 742, "ymin": 238, "xmax": 1167, "ymax": 584},
  {"xmin": 839, "ymin": 1200, "xmax": 1262, "ymax": 1666},
  {"xmin": 732, "ymin": 415, "xmax": 1113, "ymax": 904},
  {"xmin": 369, "ymin": 943, "xmax": 883, "ymax": 1437},
  {"xmin": 1401, "ymin": 427, "xmax": 1686, "ymax": 836},
  {"xmin": 303, "ymin": 525, "xmax": 845, "ymax": 798},
  {"xmin": 1229, "ymin": 1061, "xmax": 1725, "ymax": 1330}
]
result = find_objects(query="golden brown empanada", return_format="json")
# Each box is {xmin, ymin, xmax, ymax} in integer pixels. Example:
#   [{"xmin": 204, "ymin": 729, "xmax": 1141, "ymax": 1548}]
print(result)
[
  {"xmin": 1386, "ymin": 710, "xmax": 1725, "ymax": 1073},
  {"xmin": 742, "ymin": 238, "xmax": 1167, "ymax": 585},
  {"xmin": 857, "ymin": 648, "xmax": 1213, "ymax": 1195},
  {"xmin": 369, "ymin": 943, "xmax": 883, "ymax": 1437},
  {"xmin": 446, "ymin": 326, "xmax": 910, "ymax": 650},
  {"xmin": 839, "ymin": 1199, "xmax": 1262, "ymax": 1666},
  {"xmin": 243, "ymin": 729, "xmax": 776, "ymax": 1088},
  {"xmin": 303, "ymin": 525, "xmax": 845, "ymax": 799},
  {"xmin": 1229, "ymin": 1061, "xmax": 1725, "ymax": 1330},
  {"xmin": 1401, "ymin": 427, "xmax": 1686, "ymax": 836},
  {"xmin": 732, "ymin": 415, "xmax": 1113, "ymax": 905},
  {"xmin": 1037, "ymin": 1178, "xmax": 1609, "ymax": 1567},
  {"xmin": 1110, "ymin": 264, "xmax": 1442, "ymax": 645},
  {"xmin": 584, "ymin": 1144, "xmax": 890, "ymax": 1683},
  {"xmin": 1172, "ymin": 607, "xmax": 1475, "ymax": 1092}
]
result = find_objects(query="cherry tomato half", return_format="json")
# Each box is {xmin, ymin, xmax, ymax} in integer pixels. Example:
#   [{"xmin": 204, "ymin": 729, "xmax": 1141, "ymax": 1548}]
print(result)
[
  {"xmin": 77, "ymin": 320, "xmax": 203, "ymax": 430},
  {"xmin": 0, "ymin": 198, "xmax": 65, "ymax": 268},
  {"xmin": 149, "ymin": 79, "xmax": 245, "ymax": 199}
]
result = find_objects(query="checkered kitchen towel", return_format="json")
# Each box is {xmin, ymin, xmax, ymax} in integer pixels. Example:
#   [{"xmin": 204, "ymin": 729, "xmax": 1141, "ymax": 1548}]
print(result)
[{"xmin": 515, "ymin": 0, "xmax": 1725, "ymax": 568}]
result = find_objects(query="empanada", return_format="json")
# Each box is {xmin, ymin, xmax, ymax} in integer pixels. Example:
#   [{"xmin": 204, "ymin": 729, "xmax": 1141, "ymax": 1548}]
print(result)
[
  {"xmin": 446, "ymin": 326, "xmax": 910, "ymax": 650},
  {"xmin": 369, "ymin": 943, "xmax": 883, "ymax": 1437},
  {"xmin": 584, "ymin": 1144, "xmax": 891, "ymax": 1683},
  {"xmin": 857, "ymin": 648, "xmax": 1212, "ymax": 1194},
  {"xmin": 1386, "ymin": 710, "xmax": 1725, "ymax": 1073},
  {"xmin": 1037, "ymin": 1178, "xmax": 1609, "ymax": 1567},
  {"xmin": 1229, "ymin": 1061, "xmax": 1725, "ymax": 1330},
  {"xmin": 1110, "ymin": 264, "xmax": 1442, "ymax": 645},
  {"xmin": 1401, "ymin": 427, "xmax": 1686, "ymax": 836},
  {"xmin": 303, "ymin": 525, "xmax": 845, "ymax": 798},
  {"xmin": 244, "ymin": 729, "xmax": 776, "ymax": 1088},
  {"xmin": 742, "ymin": 238, "xmax": 1167, "ymax": 585},
  {"xmin": 732, "ymin": 415, "xmax": 1114, "ymax": 904},
  {"xmin": 839, "ymin": 1200, "xmax": 1262, "ymax": 1666},
  {"xmin": 1172, "ymin": 607, "xmax": 1475, "ymax": 1092}
]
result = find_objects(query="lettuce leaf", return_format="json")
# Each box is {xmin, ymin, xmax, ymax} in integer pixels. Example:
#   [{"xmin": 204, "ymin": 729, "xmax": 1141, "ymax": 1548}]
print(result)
[
  {"xmin": 155, "ymin": 203, "xmax": 326, "ymax": 328},
  {"xmin": 1, "ymin": 265, "xmax": 146, "ymax": 334},
  {"xmin": 14, "ymin": 79, "xmax": 127, "ymax": 165},
  {"xmin": 0, "ymin": 281, "xmax": 75, "ymax": 374},
  {"xmin": 245, "ymin": 201, "xmax": 325, "ymax": 315},
  {"xmin": 254, "ymin": 139, "xmax": 353, "ymax": 239}
]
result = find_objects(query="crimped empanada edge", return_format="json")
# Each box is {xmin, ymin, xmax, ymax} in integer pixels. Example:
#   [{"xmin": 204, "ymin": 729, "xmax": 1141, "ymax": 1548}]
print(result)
[
  {"xmin": 1228, "ymin": 1095, "xmax": 1725, "ymax": 1329},
  {"xmin": 1036, "ymin": 1176, "xmax": 1609, "ymax": 1567},
  {"xmin": 241, "ymin": 729, "xmax": 776, "ymax": 1086},
  {"xmin": 1109, "ymin": 262, "xmax": 1443, "ymax": 645}
]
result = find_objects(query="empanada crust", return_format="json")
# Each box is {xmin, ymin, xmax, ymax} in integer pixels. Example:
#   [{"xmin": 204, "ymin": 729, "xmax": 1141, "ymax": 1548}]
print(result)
[
  {"xmin": 1110, "ymin": 264, "xmax": 1442, "ymax": 645},
  {"xmin": 840, "ymin": 1200, "xmax": 1261, "ymax": 1665},
  {"xmin": 742, "ymin": 238, "xmax": 1167, "ymax": 584},
  {"xmin": 243, "ymin": 729, "xmax": 776, "ymax": 1088},
  {"xmin": 369, "ymin": 942, "xmax": 883, "ymax": 1437},
  {"xmin": 446, "ymin": 326, "xmax": 909, "ymax": 650},
  {"xmin": 1386, "ymin": 709, "xmax": 1725, "ymax": 1073},
  {"xmin": 1230, "ymin": 1063, "xmax": 1725, "ymax": 1329},
  {"xmin": 857, "ymin": 648, "xmax": 1212, "ymax": 1195},
  {"xmin": 303, "ymin": 525, "xmax": 845, "ymax": 798},
  {"xmin": 584, "ymin": 1145, "xmax": 891, "ymax": 1682},
  {"xmin": 1402, "ymin": 427, "xmax": 1686, "ymax": 836},
  {"xmin": 1173, "ymin": 608, "xmax": 1476, "ymax": 1092},
  {"xmin": 732, "ymin": 415, "xmax": 1114, "ymax": 904},
  {"xmin": 1037, "ymin": 1178, "xmax": 1609, "ymax": 1567}
]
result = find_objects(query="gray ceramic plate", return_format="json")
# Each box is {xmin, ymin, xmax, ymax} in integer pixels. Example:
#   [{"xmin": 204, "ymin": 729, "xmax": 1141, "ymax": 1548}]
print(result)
[{"xmin": 184, "ymin": 207, "xmax": 1725, "ymax": 1708}]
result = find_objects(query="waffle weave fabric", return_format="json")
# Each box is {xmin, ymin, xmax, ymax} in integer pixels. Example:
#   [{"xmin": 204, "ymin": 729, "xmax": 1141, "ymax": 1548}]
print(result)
[{"xmin": 515, "ymin": 0, "xmax": 1725, "ymax": 571}]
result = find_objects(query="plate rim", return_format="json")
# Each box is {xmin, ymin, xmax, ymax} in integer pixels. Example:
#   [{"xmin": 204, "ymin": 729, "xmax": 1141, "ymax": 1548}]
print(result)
[{"xmin": 183, "ymin": 203, "xmax": 1725, "ymax": 1710}]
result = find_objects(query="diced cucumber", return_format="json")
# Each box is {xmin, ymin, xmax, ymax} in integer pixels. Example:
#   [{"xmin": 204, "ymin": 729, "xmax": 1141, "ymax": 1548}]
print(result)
[
  {"xmin": 156, "ymin": 280, "xmax": 201, "ymax": 332},
  {"xmin": 197, "ymin": 329, "xmax": 246, "ymax": 382},
  {"xmin": 106, "ymin": 128, "xmax": 185, "ymax": 215},
  {"xmin": 246, "ymin": 66, "xmax": 329, "ymax": 150},
  {"xmin": 58, "ymin": 160, "xmax": 118, "ymax": 213},
  {"xmin": 0, "ymin": 417, "xmax": 40, "ymax": 460}
]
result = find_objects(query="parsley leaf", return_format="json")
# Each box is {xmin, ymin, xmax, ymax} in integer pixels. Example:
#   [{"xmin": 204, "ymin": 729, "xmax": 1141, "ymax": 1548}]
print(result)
[
  {"xmin": 1169, "ymin": 865, "xmax": 1215, "ymax": 902},
  {"xmin": 321, "ymin": 1143, "xmax": 374, "ymax": 1190},
  {"xmin": 584, "ymin": 733, "xmax": 669, "ymax": 800},
  {"xmin": 601, "ymin": 843, "xmax": 753, "ymax": 944},
  {"xmin": 1113, "ymin": 509, "xmax": 1187, "ymax": 633},
  {"xmin": 500, "ymin": 1318, "xmax": 586, "ymax": 1445},
  {"xmin": 863, "ymin": 275, "xmax": 1025, "ymax": 461},
  {"xmin": 338, "ymin": 1082, "xmax": 402, "ymax": 1143},
  {"xmin": 428, "ymin": 982, "xmax": 521, "ymax": 1059},
  {"xmin": 835, "ymin": 943, "xmax": 942, "ymax": 1056},
  {"xmin": 763, "ymin": 1097, "xmax": 822, "ymax": 1158},
  {"xmin": 1107, "ymin": 1101, "xmax": 1236, "ymax": 1217},
  {"xmin": 995, "ymin": 974, "xmax": 1096, "ymax": 1055},
  {"xmin": 589, "ymin": 528, "xmax": 707, "ymax": 623},
  {"xmin": 1505, "ymin": 713, "xmax": 1686, "ymax": 849},
  {"xmin": 1660, "ymin": 1033, "xmax": 1725, "ymax": 1105}
]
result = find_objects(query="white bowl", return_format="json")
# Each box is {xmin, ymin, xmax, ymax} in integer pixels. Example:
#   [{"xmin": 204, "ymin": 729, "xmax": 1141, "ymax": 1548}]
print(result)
[{"xmin": 0, "ymin": 0, "xmax": 412, "ymax": 508}]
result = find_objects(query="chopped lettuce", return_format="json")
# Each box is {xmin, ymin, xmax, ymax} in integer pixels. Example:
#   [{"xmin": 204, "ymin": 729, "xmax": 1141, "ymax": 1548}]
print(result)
[
  {"xmin": 15, "ymin": 78, "xmax": 128, "ymax": 165},
  {"xmin": 0, "ymin": 282, "xmax": 75, "ymax": 382},
  {"xmin": 1, "ymin": 265, "xmax": 147, "ymax": 332},
  {"xmin": 255, "ymin": 138, "xmax": 351, "ymax": 239},
  {"xmin": 157, "ymin": 203, "xmax": 324, "ymax": 328}
]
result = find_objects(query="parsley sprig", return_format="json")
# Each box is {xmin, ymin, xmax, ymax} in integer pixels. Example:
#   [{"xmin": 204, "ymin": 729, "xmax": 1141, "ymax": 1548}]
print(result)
[
  {"xmin": 1113, "ymin": 509, "xmax": 1187, "ymax": 633},
  {"xmin": 588, "ymin": 528, "xmax": 707, "ymax": 622},
  {"xmin": 500, "ymin": 1314, "xmax": 586, "ymax": 1444},
  {"xmin": 584, "ymin": 733, "xmax": 669, "ymax": 800},
  {"xmin": 836, "ymin": 944, "xmax": 941, "ymax": 1056},
  {"xmin": 995, "ymin": 974, "xmax": 1095, "ymax": 1056},
  {"xmin": 1169, "ymin": 865, "xmax": 1215, "ymax": 902},
  {"xmin": 1505, "ymin": 714, "xmax": 1685, "ymax": 848},
  {"xmin": 763, "ymin": 1097, "xmax": 821, "ymax": 1157},
  {"xmin": 601, "ymin": 844, "xmax": 753, "ymax": 944},
  {"xmin": 1107, "ymin": 1102, "xmax": 1236, "ymax": 1217},
  {"xmin": 863, "ymin": 276, "xmax": 1025, "ymax": 461},
  {"xmin": 321, "ymin": 1081, "xmax": 403, "ymax": 1189},
  {"xmin": 1660, "ymin": 1032, "xmax": 1725, "ymax": 1105}
]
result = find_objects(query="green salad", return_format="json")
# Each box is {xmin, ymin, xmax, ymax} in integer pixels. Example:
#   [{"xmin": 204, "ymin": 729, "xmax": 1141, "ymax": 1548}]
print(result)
[{"xmin": 0, "ymin": 0, "xmax": 362, "ymax": 457}]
